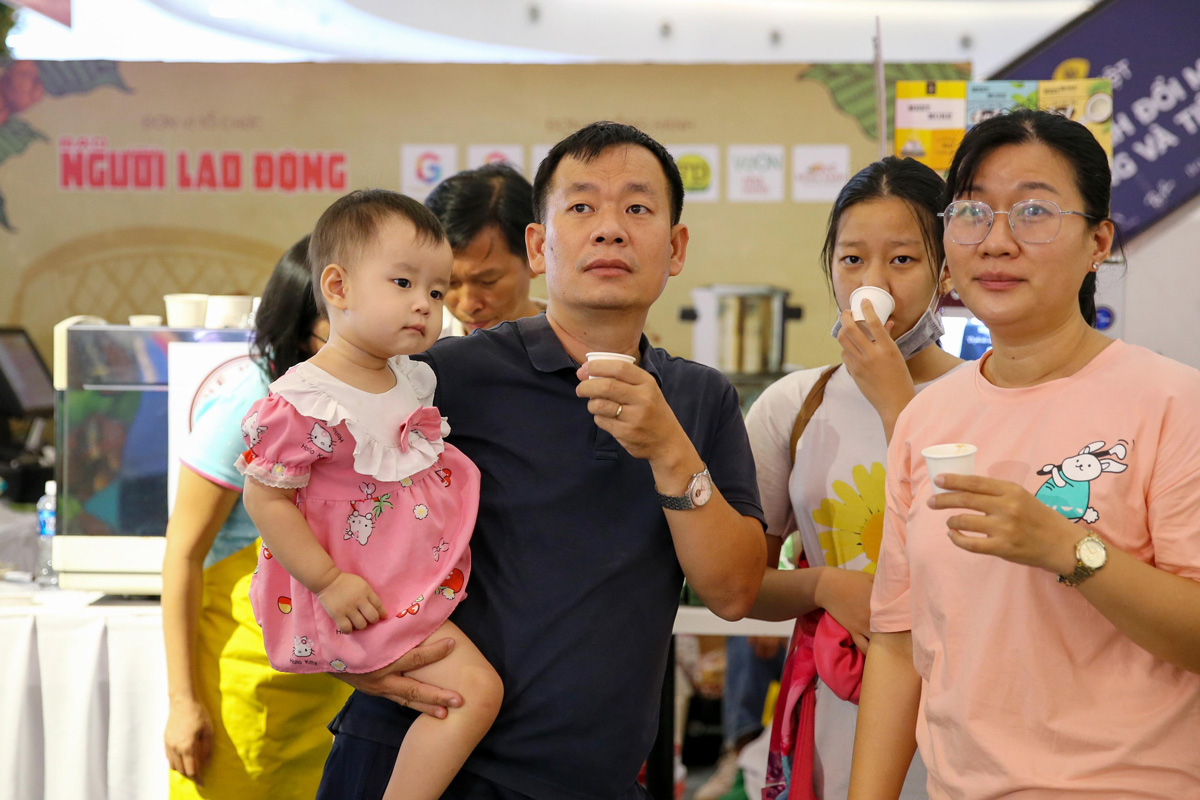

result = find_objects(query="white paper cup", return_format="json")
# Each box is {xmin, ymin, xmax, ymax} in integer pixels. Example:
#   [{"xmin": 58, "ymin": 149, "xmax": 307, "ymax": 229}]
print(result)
[
  {"xmin": 204, "ymin": 295, "xmax": 254, "ymax": 329},
  {"xmin": 128, "ymin": 314, "xmax": 163, "ymax": 326},
  {"xmin": 163, "ymin": 293, "xmax": 209, "ymax": 327},
  {"xmin": 921, "ymin": 443, "xmax": 978, "ymax": 494},
  {"xmin": 850, "ymin": 286, "xmax": 895, "ymax": 323},
  {"xmin": 585, "ymin": 351, "xmax": 636, "ymax": 378}
]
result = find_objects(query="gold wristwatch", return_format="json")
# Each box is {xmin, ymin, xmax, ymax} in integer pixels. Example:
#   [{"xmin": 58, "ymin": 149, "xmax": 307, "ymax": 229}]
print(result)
[{"xmin": 1057, "ymin": 533, "xmax": 1108, "ymax": 587}]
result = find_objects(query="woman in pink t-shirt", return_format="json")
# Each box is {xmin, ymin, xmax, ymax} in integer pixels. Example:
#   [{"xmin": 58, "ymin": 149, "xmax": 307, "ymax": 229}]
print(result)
[{"xmin": 850, "ymin": 109, "xmax": 1200, "ymax": 799}]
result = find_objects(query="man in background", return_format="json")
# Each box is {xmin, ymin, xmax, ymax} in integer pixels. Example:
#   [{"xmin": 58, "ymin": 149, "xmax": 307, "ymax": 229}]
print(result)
[{"xmin": 426, "ymin": 163, "xmax": 546, "ymax": 336}]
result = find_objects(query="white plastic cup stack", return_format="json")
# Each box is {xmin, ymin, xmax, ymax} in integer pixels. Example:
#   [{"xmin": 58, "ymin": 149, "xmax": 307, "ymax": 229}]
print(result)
[
  {"xmin": 204, "ymin": 295, "xmax": 254, "ymax": 329},
  {"xmin": 585, "ymin": 351, "xmax": 636, "ymax": 378},
  {"xmin": 128, "ymin": 314, "xmax": 163, "ymax": 326},
  {"xmin": 921, "ymin": 443, "xmax": 978, "ymax": 494},
  {"xmin": 163, "ymin": 293, "xmax": 209, "ymax": 327},
  {"xmin": 850, "ymin": 286, "xmax": 895, "ymax": 323}
]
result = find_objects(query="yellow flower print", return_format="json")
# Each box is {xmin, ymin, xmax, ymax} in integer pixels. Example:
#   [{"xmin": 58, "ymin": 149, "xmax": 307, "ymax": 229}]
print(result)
[{"xmin": 811, "ymin": 462, "xmax": 886, "ymax": 574}]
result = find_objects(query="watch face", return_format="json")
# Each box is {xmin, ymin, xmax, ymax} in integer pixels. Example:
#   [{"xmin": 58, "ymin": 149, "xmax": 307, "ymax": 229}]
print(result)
[
  {"xmin": 1079, "ymin": 537, "xmax": 1106, "ymax": 568},
  {"xmin": 690, "ymin": 472, "xmax": 714, "ymax": 507}
]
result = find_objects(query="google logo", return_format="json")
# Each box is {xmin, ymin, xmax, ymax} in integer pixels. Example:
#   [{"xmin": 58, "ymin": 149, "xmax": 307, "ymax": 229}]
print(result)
[{"xmin": 416, "ymin": 152, "xmax": 442, "ymax": 184}]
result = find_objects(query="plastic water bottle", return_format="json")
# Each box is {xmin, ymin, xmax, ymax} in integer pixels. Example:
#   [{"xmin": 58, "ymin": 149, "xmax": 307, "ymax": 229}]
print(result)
[{"xmin": 36, "ymin": 480, "xmax": 57, "ymax": 586}]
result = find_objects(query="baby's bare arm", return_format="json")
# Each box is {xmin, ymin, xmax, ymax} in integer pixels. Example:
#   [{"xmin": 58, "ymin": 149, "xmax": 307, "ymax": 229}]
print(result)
[
  {"xmin": 243, "ymin": 478, "xmax": 385, "ymax": 631},
  {"xmin": 243, "ymin": 479, "xmax": 339, "ymax": 592}
]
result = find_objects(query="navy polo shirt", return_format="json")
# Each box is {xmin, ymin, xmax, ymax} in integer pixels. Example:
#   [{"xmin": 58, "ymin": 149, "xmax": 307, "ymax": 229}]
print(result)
[{"xmin": 329, "ymin": 314, "xmax": 764, "ymax": 800}]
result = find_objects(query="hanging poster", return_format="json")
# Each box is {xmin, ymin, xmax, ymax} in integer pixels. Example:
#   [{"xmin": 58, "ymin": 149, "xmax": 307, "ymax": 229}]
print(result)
[
  {"xmin": 992, "ymin": 0, "xmax": 1200, "ymax": 239},
  {"xmin": 894, "ymin": 80, "xmax": 967, "ymax": 171}
]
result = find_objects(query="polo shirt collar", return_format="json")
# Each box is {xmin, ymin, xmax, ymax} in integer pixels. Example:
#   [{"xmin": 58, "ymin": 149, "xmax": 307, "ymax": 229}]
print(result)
[{"xmin": 517, "ymin": 312, "xmax": 664, "ymax": 386}]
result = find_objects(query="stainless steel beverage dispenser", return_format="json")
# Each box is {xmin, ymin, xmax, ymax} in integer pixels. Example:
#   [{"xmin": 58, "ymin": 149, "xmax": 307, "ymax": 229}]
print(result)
[{"xmin": 683, "ymin": 285, "xmax": 803, "ymax": 375}]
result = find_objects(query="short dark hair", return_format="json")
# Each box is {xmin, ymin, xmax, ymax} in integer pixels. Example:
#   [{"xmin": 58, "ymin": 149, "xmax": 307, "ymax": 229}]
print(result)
[
  {"xmin": 532, "ymin": 121, "xmax": 684, "ymax": 226},
  {"xmin": 425, "ymin": 163, "xmax": 533, "ymax": 262},
  {"xmin": 309, "ymin": 189, "xmax": 446, "ymax": 311},
  {"xmin": 945, "ymin": 108, "xmax": 1115, "ymax": 326},
  {"xmin": 252, "ymin": 235, "xmax": 324, "ymax": 381},
  {"xmin": 820, "ymin": 156, "xmax": 947, "ymax": 292}
]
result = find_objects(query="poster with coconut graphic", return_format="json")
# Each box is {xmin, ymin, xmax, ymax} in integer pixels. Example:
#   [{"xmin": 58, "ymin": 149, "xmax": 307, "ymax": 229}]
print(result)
[
  {"xmin": 967, "ymin": 81, "xmax": 1039, "ymax": 127},
  {"xmin": 1037, "ymin": 79, "xmax": 1114, "ymax": 155},
  {"xmin": 991, "ymin": 0, "xmax": 1200, "ymax": 241},
  {"xmin": 893, "ymin": 79, "xmax": 1114, "ymax": 174}
]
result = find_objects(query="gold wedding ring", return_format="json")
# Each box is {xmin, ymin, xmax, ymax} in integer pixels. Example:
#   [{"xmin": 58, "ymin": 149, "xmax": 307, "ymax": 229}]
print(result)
[{"xmin": 615, "ymin": 404, "xmax": 623, "ymax": 419}]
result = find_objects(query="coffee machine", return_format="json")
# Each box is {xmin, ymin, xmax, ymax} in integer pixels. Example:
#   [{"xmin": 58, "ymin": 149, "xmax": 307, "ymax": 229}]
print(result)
[
  {"xmin": 52, "ymin": 321, "xmax": 252, "ymax": 594},
  {"xmin": 681, "ymin": 284, "xmax": 803, "ymax": 407}
]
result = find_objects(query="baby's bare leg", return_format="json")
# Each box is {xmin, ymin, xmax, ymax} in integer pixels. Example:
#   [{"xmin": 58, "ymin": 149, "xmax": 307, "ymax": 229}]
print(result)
[{"xmin": 381, "ymin": 620, "xmax": 503, "ymax": 800}]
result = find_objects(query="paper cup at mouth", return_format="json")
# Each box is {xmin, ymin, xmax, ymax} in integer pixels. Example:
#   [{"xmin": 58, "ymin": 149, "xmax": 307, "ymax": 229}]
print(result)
[
  {"xmin": 585, "ymin": 351, "xmax": 636, "ymax": 378},
  {"xmin": 163, "ymin": 294, "xmax": 209, "ymax": 327},
  {"xmin": 850, "ymin": 286, "xmax": 895, "ymax": 323},
  {"xmin": 921, "ymin": 443, "xmax": 978, "ymax": 494},
  {"xmin": 128, "ymin": 315, "xmax": 163, "ymax": 326}
]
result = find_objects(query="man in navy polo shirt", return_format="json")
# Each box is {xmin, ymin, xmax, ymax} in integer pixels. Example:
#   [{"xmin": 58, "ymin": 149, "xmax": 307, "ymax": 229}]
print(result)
[{"xmin": 317, "ymin": 122, "xmax": 767, "ymax": 800}]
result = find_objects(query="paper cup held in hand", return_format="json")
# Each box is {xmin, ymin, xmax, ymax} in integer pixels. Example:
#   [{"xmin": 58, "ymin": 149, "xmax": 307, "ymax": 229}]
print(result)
[
  {"xmin": 850, "ymin": 286, "xmax": 895, "ymax": 324},
  {"xmin": 585, "ymin": 351, "xmax": 636, "ymax": 379},
  {"xmin": 163, "ymin": 294, "xmax": 209, "ymax": 327},
  {"xmin": 921, "ymin": 443, "xmax": 977, "ymax": 494}
]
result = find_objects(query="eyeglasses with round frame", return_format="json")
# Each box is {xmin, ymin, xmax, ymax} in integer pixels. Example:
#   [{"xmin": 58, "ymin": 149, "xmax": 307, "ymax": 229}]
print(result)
[{"xmin": 939, "ymin": 199, "xmax": 1100, "ymax": 245}]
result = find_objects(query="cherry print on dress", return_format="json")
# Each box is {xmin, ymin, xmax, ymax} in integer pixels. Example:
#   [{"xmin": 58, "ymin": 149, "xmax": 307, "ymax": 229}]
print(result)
[
  {"xmin": 397, "ymin": 595, "xmax": 424, "ymax": 618},
  {"xmin": 436, "ymin": 568, "xmax": 464, "ymax": 600}
]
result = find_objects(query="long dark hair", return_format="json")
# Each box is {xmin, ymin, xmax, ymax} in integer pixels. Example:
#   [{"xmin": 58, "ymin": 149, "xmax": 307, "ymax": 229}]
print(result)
[
  {"xmin": 820, "ymin": 156, "xmax": 947, "ymax": 292},
  {"xmin": 252, "ymin": 235, "xmax": 323, "ymax": 381},
  {"xmin": 944, "ymin": 108, "xmax": 1115, "ymax": 326}
]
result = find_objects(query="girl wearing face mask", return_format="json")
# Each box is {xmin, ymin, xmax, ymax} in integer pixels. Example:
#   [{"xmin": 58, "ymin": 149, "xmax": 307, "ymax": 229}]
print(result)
[
  {"xmin": 851, "ymin": 110, "xmax": 1200, "ymax": 799},
  {"xmin": 745, "ymin": 156, "xmax": 961, "ymax": 800}
]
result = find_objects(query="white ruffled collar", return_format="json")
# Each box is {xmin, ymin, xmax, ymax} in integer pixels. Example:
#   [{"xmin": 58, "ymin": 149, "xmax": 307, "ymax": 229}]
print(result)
[{"xmin": 269, "ymin": 355, "xmax": 449, "ymax": 482}]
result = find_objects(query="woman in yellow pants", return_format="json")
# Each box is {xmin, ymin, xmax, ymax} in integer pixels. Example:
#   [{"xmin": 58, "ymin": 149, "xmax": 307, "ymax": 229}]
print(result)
[{"xmin": 162, "ymin": 238, "xmax": 350, "ymax": 798}]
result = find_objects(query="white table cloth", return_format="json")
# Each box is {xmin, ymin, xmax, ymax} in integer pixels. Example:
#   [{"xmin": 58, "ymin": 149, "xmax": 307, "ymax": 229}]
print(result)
[
  {"xmin": 0, "ymin": 580, "xmax": 791, "ymax": 800},
  {"xmin": 0, "ymin": 583, "xmax": 168, "ymax": 800}
]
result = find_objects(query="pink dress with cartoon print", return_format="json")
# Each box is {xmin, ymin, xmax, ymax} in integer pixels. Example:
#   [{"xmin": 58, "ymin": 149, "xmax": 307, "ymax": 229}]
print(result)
[{"xmin": 236, "ymin": 355, "xmax": 479, "ymax": 675}]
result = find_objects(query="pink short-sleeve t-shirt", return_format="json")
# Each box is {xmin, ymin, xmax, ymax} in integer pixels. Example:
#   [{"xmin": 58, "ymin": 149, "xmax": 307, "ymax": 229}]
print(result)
[{"xmin": 872, "ymin": 341, "xmax": 1200, "ymax": 798}]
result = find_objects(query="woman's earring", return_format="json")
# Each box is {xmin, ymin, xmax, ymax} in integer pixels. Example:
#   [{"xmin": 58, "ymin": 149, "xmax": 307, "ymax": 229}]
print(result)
[{"xmin": 1091, "ymin": 262, "xmax": 1100, "ymax": 271}]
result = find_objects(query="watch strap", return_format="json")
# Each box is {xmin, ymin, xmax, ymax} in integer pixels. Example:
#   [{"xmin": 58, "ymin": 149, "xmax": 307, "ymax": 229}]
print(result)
[
  {"xmin": 655, "ymin": 467, "xmax": 709, "ymax": 510},
  {"xmin": 1056, "ymin": 563, "xmax": 1096, "ymax": 587},
  {"xmin": 656, "ymin": 491, "xmax": 696, "ymax": 511}
]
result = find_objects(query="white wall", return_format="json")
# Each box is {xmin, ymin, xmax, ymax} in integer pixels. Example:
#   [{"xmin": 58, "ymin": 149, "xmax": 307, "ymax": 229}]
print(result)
[{"xmin": 1120, "ymin": 195, "xmax": 1200, "ymax": 369}]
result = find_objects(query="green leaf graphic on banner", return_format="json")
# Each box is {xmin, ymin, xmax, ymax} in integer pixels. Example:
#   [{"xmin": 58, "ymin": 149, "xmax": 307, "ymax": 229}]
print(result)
[
  {"xmin": 36, "ymin": 60, "xmax": 130, "ymax": 97},
  {"xmin": 798, "ymin": 63, "xmax": 971, "ymax": 141},
  {"xmin": 0, "ymin": 116, "xmax": 49, "ymax": 168},
  {"xmin": 0, "ymin": 190, "xmax": 10, "ymax": 232}
]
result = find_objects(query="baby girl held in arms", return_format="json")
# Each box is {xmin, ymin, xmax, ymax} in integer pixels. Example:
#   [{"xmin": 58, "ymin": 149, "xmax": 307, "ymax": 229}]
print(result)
[{"xmin": 238, "ymin": 189, "xmax": 502, "ymax": 800}]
